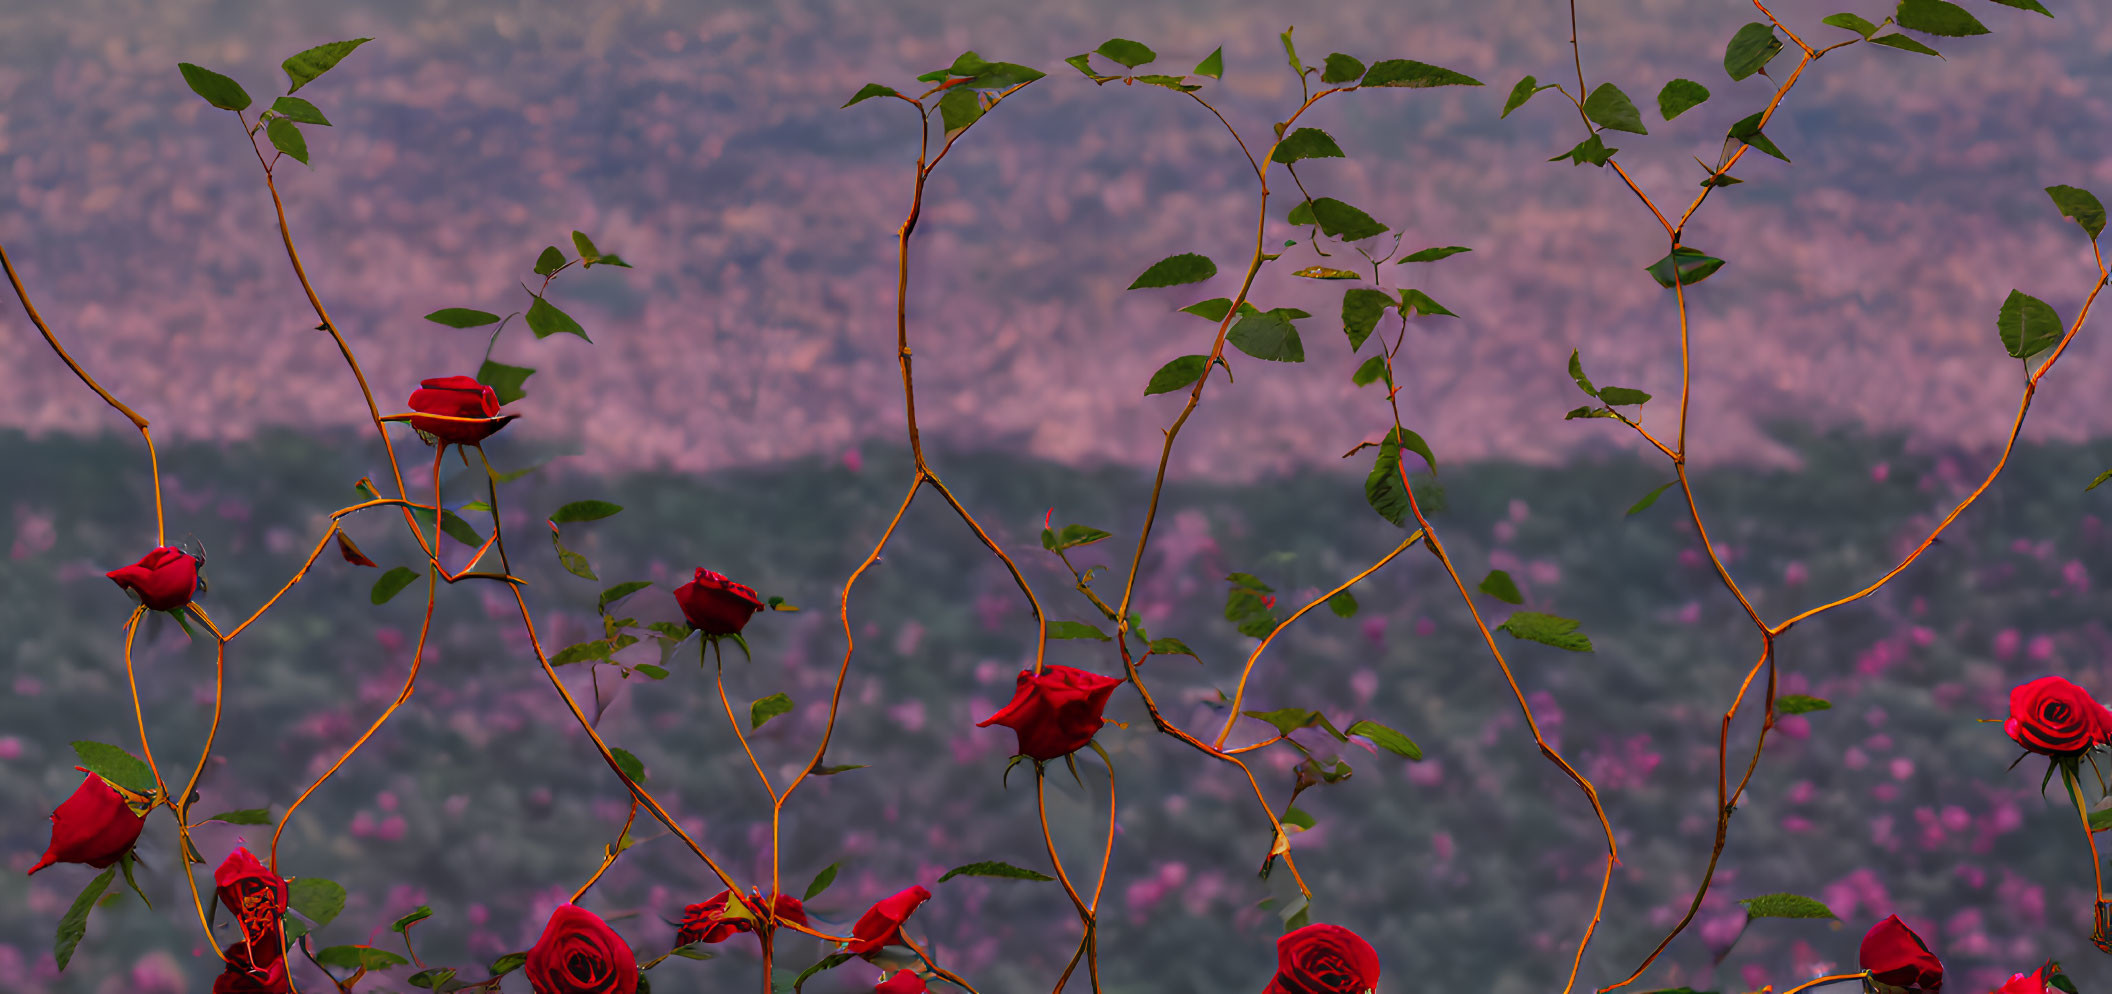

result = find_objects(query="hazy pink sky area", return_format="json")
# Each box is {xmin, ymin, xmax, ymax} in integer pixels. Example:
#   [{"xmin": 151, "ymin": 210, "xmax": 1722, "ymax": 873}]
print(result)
[{"xmin": 2, "ymin": 0, "xmax": 2109, "ymax": 480}]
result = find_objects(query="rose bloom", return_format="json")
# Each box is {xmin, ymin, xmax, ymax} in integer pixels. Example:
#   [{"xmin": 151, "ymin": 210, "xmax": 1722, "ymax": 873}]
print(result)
[
  {"xmin": 1859, "ymin": 914, "xmax": 1942, "ymax": 993},
  {"xmin": 212, "ymin": 936, "xmax": 290, "ymax": 994},
  {"xmin": 27, "ymin": 773, "xmax": 145, "ymax": 875},
  {"xmin": 675, "ymin": 890, "xmax": 808, "ymax": 946},
  {"xmin": 848, "ymin": 886, "xmax": 932, "ymax": 956},
  {"xmin": 214, "ymin": 846, "xmax": 288, "ymax": 949},
  {"xmin": 1267, "ymin": 923, "xmax": 1380, "ymax": 994},
  {"xmin": 407, "ymin": 375, "xmax": 509, "ymax": 446},
  {"xmin": 2005, "ymin": 676, "xmax": 2112, "ymax": 756},
  {"xmin": 673, "ymin": 568, "xmax": 764, "ymax": 636},
  {"xmin": 1992, "ymin": 962, "xmax": 2059, "ymax": 994},
  {"xmin": 977, "ymin": 665, "xmax": 1125, "ymax": 761},
  {"xmin": 106, "ymin": 546, "xmax": 199, "ymax": 612},
  {"xmin": 875, "ymin": 969, "xmax": 929, "ymax": 993},
  {"xmin": 526, "ymin": 903, "xmax": 638, "ymax": 994}
]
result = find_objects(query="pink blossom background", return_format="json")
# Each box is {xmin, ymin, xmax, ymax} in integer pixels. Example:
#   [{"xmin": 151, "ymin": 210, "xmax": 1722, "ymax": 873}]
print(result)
[{"xmin": 1, "ymin": 0, "xmax": 2109, "ymax": 484}]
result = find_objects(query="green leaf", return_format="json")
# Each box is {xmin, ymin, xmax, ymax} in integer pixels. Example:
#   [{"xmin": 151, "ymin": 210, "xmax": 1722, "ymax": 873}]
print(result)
[
  {"xmin": 1777, "ymin": 694, "xmax": 1832, "ymax": 715},
  {"xmin": 551, "ymin": 640, "xmax": 613, "ymax": 666},
  {"xmin": 803, "ymin": 863, "xmax": 840, "ymax": 901},
  {"xmin": 1352, "ymin": 355, "xmax": 1391, "ymax": 388},
  {"xmin": 1342, "ymin": 287, "xmax": 1394, "ymax": 351},
  {"xmin": 1291, "ymin": 267, "xmax": 1360, "ymax": 281},
  {"xmin": 1895, "ymin": 0, "xmax": 1990, "ymax": 35},
  {"xmin": 1598, "ymin": 386, "xmax": 1651, "ymax": 406},
  {"xmin": 1227, "ymin": 309, "xmax": 1306, "ymax": 362},
  {"xmin": 1129, "ymin": 253, "xmax": 1217, "ymax": 289},
  {"xmin": 265, "ymin": 118, "xmax": 310, "ymax": 165},
  {"xmin": 270, "ymin": 96, "xmax": 331, "ymax": 126},
  {"xmin": 1400, "ymin": 245, "xmax": 1471, "ymax": 263},
  {"xmin": 409, "ymin": 967, "xmax": 457, "ymax": 989},
  {"xmin": 425, "ymin": 307, "xmax": 501, "ymax": 328},
  {"xmin": 792, "ymin": 953, "xmax": 858, "ymax": 991},
  {"xmin": 525, "ymin": 295, "xmax": 589, "ymax": 342},
  {"xmin": 1401, "ymin": 289, "xmax": 1456, "ymax": 318},
  {"xmin": 1180, "ymin": 298, "xmax": 1235, "ymax": 322},
  {"xmin": 534, "ymin": 246, "xmax": 566, "ymax": 276},
  {"xmin": 1584, "ymin": 83, "xmax": 1648, "ymax": 134},
  {"xmin": 609, "ymin": 746, "xmax": 647, "ymax": 783},
  {"xmin": 1550, "ymin": 134, "xmax": 1619, "ymax": 166},
  {"xmin": 315, "ymin": 945, "xmax": 411, "ymax": 971},
  {"xmin": 751, "ymin": 692, "xmax": 795, "ymax": 729},
  {"xmin": 551, "ymin": 500, "xmax": 623, "ymax": 523},
  {"xmin": 842, "ymin": 83, "xmax": 901, "ymax": 108},
  {"xmin": 551, "ymin": 531, "xmax": 597, "ymax": 581},
  {"xmin": 1479, "ymin": 569, "xmax": 1524, "ymax": 604},
  {"xmin": 2046, "ymin": 185, "xmax": 2106, "ymax": 240},
  {"xmin": 70, "ymin": 742, "xmax": 156, "ymax": 796},
  {"xmin": 390, "ymin": 906, "xmax": 433, "ymax": 933},
  {"xmin": 1280, "ymin": 806, "xmax": 1316, "ymax": 830},
  {"xmin": 1724, "ymin": 23, "xmax": 1784, "ymax": 81},
  {"xmin": 632, "ymin": 664, "xmax": 669, "ymax": 680},
  {"xmin": 282, "ymin": 38, "xmax": 370, "ymax": 93},
  {"xmin": 1626, "ymin": 481, "xmax": 1678, "ymax": 516},
  {"xmin": 1327, "ymin": 590, "xmax": 1358, "ymax": 618},
  {"xmin": 369, "ymin": 566, "xmax": 420, "ymax": 605},
  {"xmin": 1063, "ymin": 53, "xmax": 1112, "ymax": 82},
  {"xmin": 1822, "ymin": 13, "xmax": 1881, "ymax": 36},
  {"xmin": 1868, "ymin": 33, "xmax": 1944, "ymax": 56},
  {"xmin": 1279, "ymin": 28, "xmax": 1304, "ymax": 75},
  {"xmin": 1365, "ymin": 434, "xmax": 1410, "ymax": 527},
  {"xmin": 1345, "ymin": 720, "xmax": 1423, "ymax": 759},
  {"xmin": 177, "ymin": 63, "xmax": 251, "ymax": 112},
  {"xmin": 1740, "ymin": 893, "xmax": 1837, "ymax": 919},
  {"xmin": 963, "ymin": 62, "xmax": 1044, "ymax": 88},
  {"xmin": 936, "ymin": 86, "xmax": 982, "ymax": 135},
  {"xmin": 204, "ymin": 808, "xmax": 271, "ymax": 825},
  {"xmin": 1143, "ymin": 636, "xmax": 1198, "ymax": 660},
  {"xmin": 1321, "ymin": 53, "xmax": 1366, "ymax": 84},
  {"xmin": 1501, "ymin": 75, "xmax": 1555, "ymax": 119},
  {"xmin": 1194, "ymin": 47, "xmax": 1225, "ymax": 79},
  {"xmin": 1048, "ymin": 620, "xmax": 1112, "ymax": 641},
  {"xmin": 475, "ymin": 360, "xmax": 534, "ymax": 406},
  {"xmin": 1727, "ymin": 111, "xmax": 1790, "ymax": 162},
  {"xmin": 2089, "ymin": 467, "xmax": 2112, "ymax": 492},
  {"xmin": 1361, "ymin": 59, "xmax": 1483, "ymax": 88},
  {"xmin": 1497, "ymin": 612, "xmax": 1594, "ymax": 652},
  {"xmin": 1227, "ymin": 572, "xmax": 1273, "ymax": 592},
  {"xmin": 1657, "ymin": 79, "xmax": 1711, "ymax": 120},
  {"xmin": 1568, "ymin": 349, "xmax": 1599, "ymax": 397},
  {"xmin": 53, "ymin": 866, "xmax": 117, "ymax": 971},
  {"xmin": 1095, "ymin": 38, "xmax": 1156, "ymax": 69},
  {"xmin": 1646, "ymin": 248, "xmax": 1727, "ymax": 288},
  {"xmin": 1300, "ymin": 198, "xmax": 1388, "ymax": 241},
  {"xmin": 1050, "ymin": 524, "xmax": 1112, "ymax": 550},
  {"xmin": 598, "ymin": 581, "xmax": 652, "ymax": 613},
  {"xmin": 1272, "ymin": 127, "xmax": 1346, "ymax": 163},
  {"xmin": 938, "ymin": 860, "xmax": 1056, "ymax": 883},
  {"xmin": 1997, "ymin": 289, "xmax": 2064, "ymax": 359},
  {"xmin": 1133, "ymin": 74, "xmax": 1201, "ymax": 93},
  {"xmin": 1988, "ymin": 0, "xmax": 2053, "ymax": 15},
  {"xmin": 291, "ymin": 877, "xmax": 347, "ymax": 928},
  {"xmin": 1244, "ymin": 708, "xmax": 1348, "ymax": 741}
]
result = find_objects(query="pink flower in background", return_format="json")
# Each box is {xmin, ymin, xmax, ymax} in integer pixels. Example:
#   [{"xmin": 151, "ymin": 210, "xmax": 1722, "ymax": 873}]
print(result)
[
  {"xmin": 1361, "ymin": 616, "xmax": 1386, "ymax": 645},
  {"xmin": 1993, "ymin": 629, "xmax": 2021, "ymax": 660},
  {"xmin": 1784, "ymin": 561, "xmax": 1808, "ymax": 585},
  {"xmin": 843, "ymin": 447, "xmax": 863, "ymax": 472}
]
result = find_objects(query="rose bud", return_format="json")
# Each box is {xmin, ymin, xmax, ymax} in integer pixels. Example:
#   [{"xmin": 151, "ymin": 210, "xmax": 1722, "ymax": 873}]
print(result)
[
  {"xmin": 1992, "ymin": 962, "xmax": 2058, "ymax": 994},
  {"xmin": 212, "ymin": 936, "xmax": 291, "ymax": 994},
  {"xmin": 526, "ymin": 903, "xmax": 638, "ymax": 994},
  {"xmin": 875, "ymin": 970, "xmax": 929, "ymax": 993},
  {"xmin": 1859, "ymin": 915, "xmax": 1942, "ymax": 993},
  {"xmin": 977, "ymin": 665, "xmax": 1126, "ymax": 761},
  {"xmin": 407, "ymin": 375, "xmax": 511, "ymax": 446},
  {"xmin": 847, "ymin": 886, "xmax": 932, "ymax": 957},
  {"xmin": 214, "ymin": 846, "xmax": 288, "ymax": 948},
  {"xmin": 1267, "ymin": 922, "xmax": 1381, "ymax": 994},
  {"xmin": 673, "ymin": 568, "xmax": 764, "ymax": 636},
  {"xmin": 2005, "ymin": 675, "xmax": 2112, "ymax": 756},
  {"xmin": 106, "ymin": 546, "xmax": 199, "ymax": 612},
  {"xmin": 27, "ymin": 773, "xmax": 146, "ymax": 875},
  {"xmin": 675, "ymin": 890, "xmax": 808, "ymax": 946}
]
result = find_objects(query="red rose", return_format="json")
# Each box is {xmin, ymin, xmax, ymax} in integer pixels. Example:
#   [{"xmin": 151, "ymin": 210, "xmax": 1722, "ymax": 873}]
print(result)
[
  {"xmin": 875, "ymin": 970, "xmax": 929, "ymax": 993},
  {"xmin": 408, "ymin": 375, "xmax": 508, "ymax": 446},
  {"xmin": 1859, "ymin": 915, "xmax": 1942, "ymax": 993},
  {"xmin": 106, "ymin": 546, "xmax": 199, "ymax": 612},
  {"xmin": 673, "ymin": 568, "xmax": 764, "ymax": 636},
  {"xmin": 27, "ymin": 773, "xmax": 145, "ymax": 875},
  {"xmin": 675, "ymin": 890, "xmax": 808, "ymax": 946},
  {"xmin": 1267, "ymin": 923, "xmax": 1380, "ymax": 994},
  {"xmin": 2005, "ymin": 676, "xmax": 2112, "ymax": 756},
  {"xmin": 526, "ymin": 903, "xmax": 638, "ymax": 994},
  {"xmin": 1992, "ymin": 963, "xmax": 2057, "ymax": 994},
  {"xmin": 212, "ymin": 936, "xmax": 291, "ymax": 993},
  {"xmin": 213, "ymin": 846, "xmax": 288, "ymax": 950},
  {"xmin": 847, "ymin": 886, "xmax": 931, "ymax": 957},
  {"xmin": 977, "ymin": 665, "xmax": 1125, "ymax": 761}
]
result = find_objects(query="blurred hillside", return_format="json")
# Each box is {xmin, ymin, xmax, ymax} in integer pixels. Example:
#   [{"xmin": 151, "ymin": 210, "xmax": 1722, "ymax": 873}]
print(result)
[{"xmin": 5, "ymin": 425, "xmax": 2112, "ymax": 991}]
